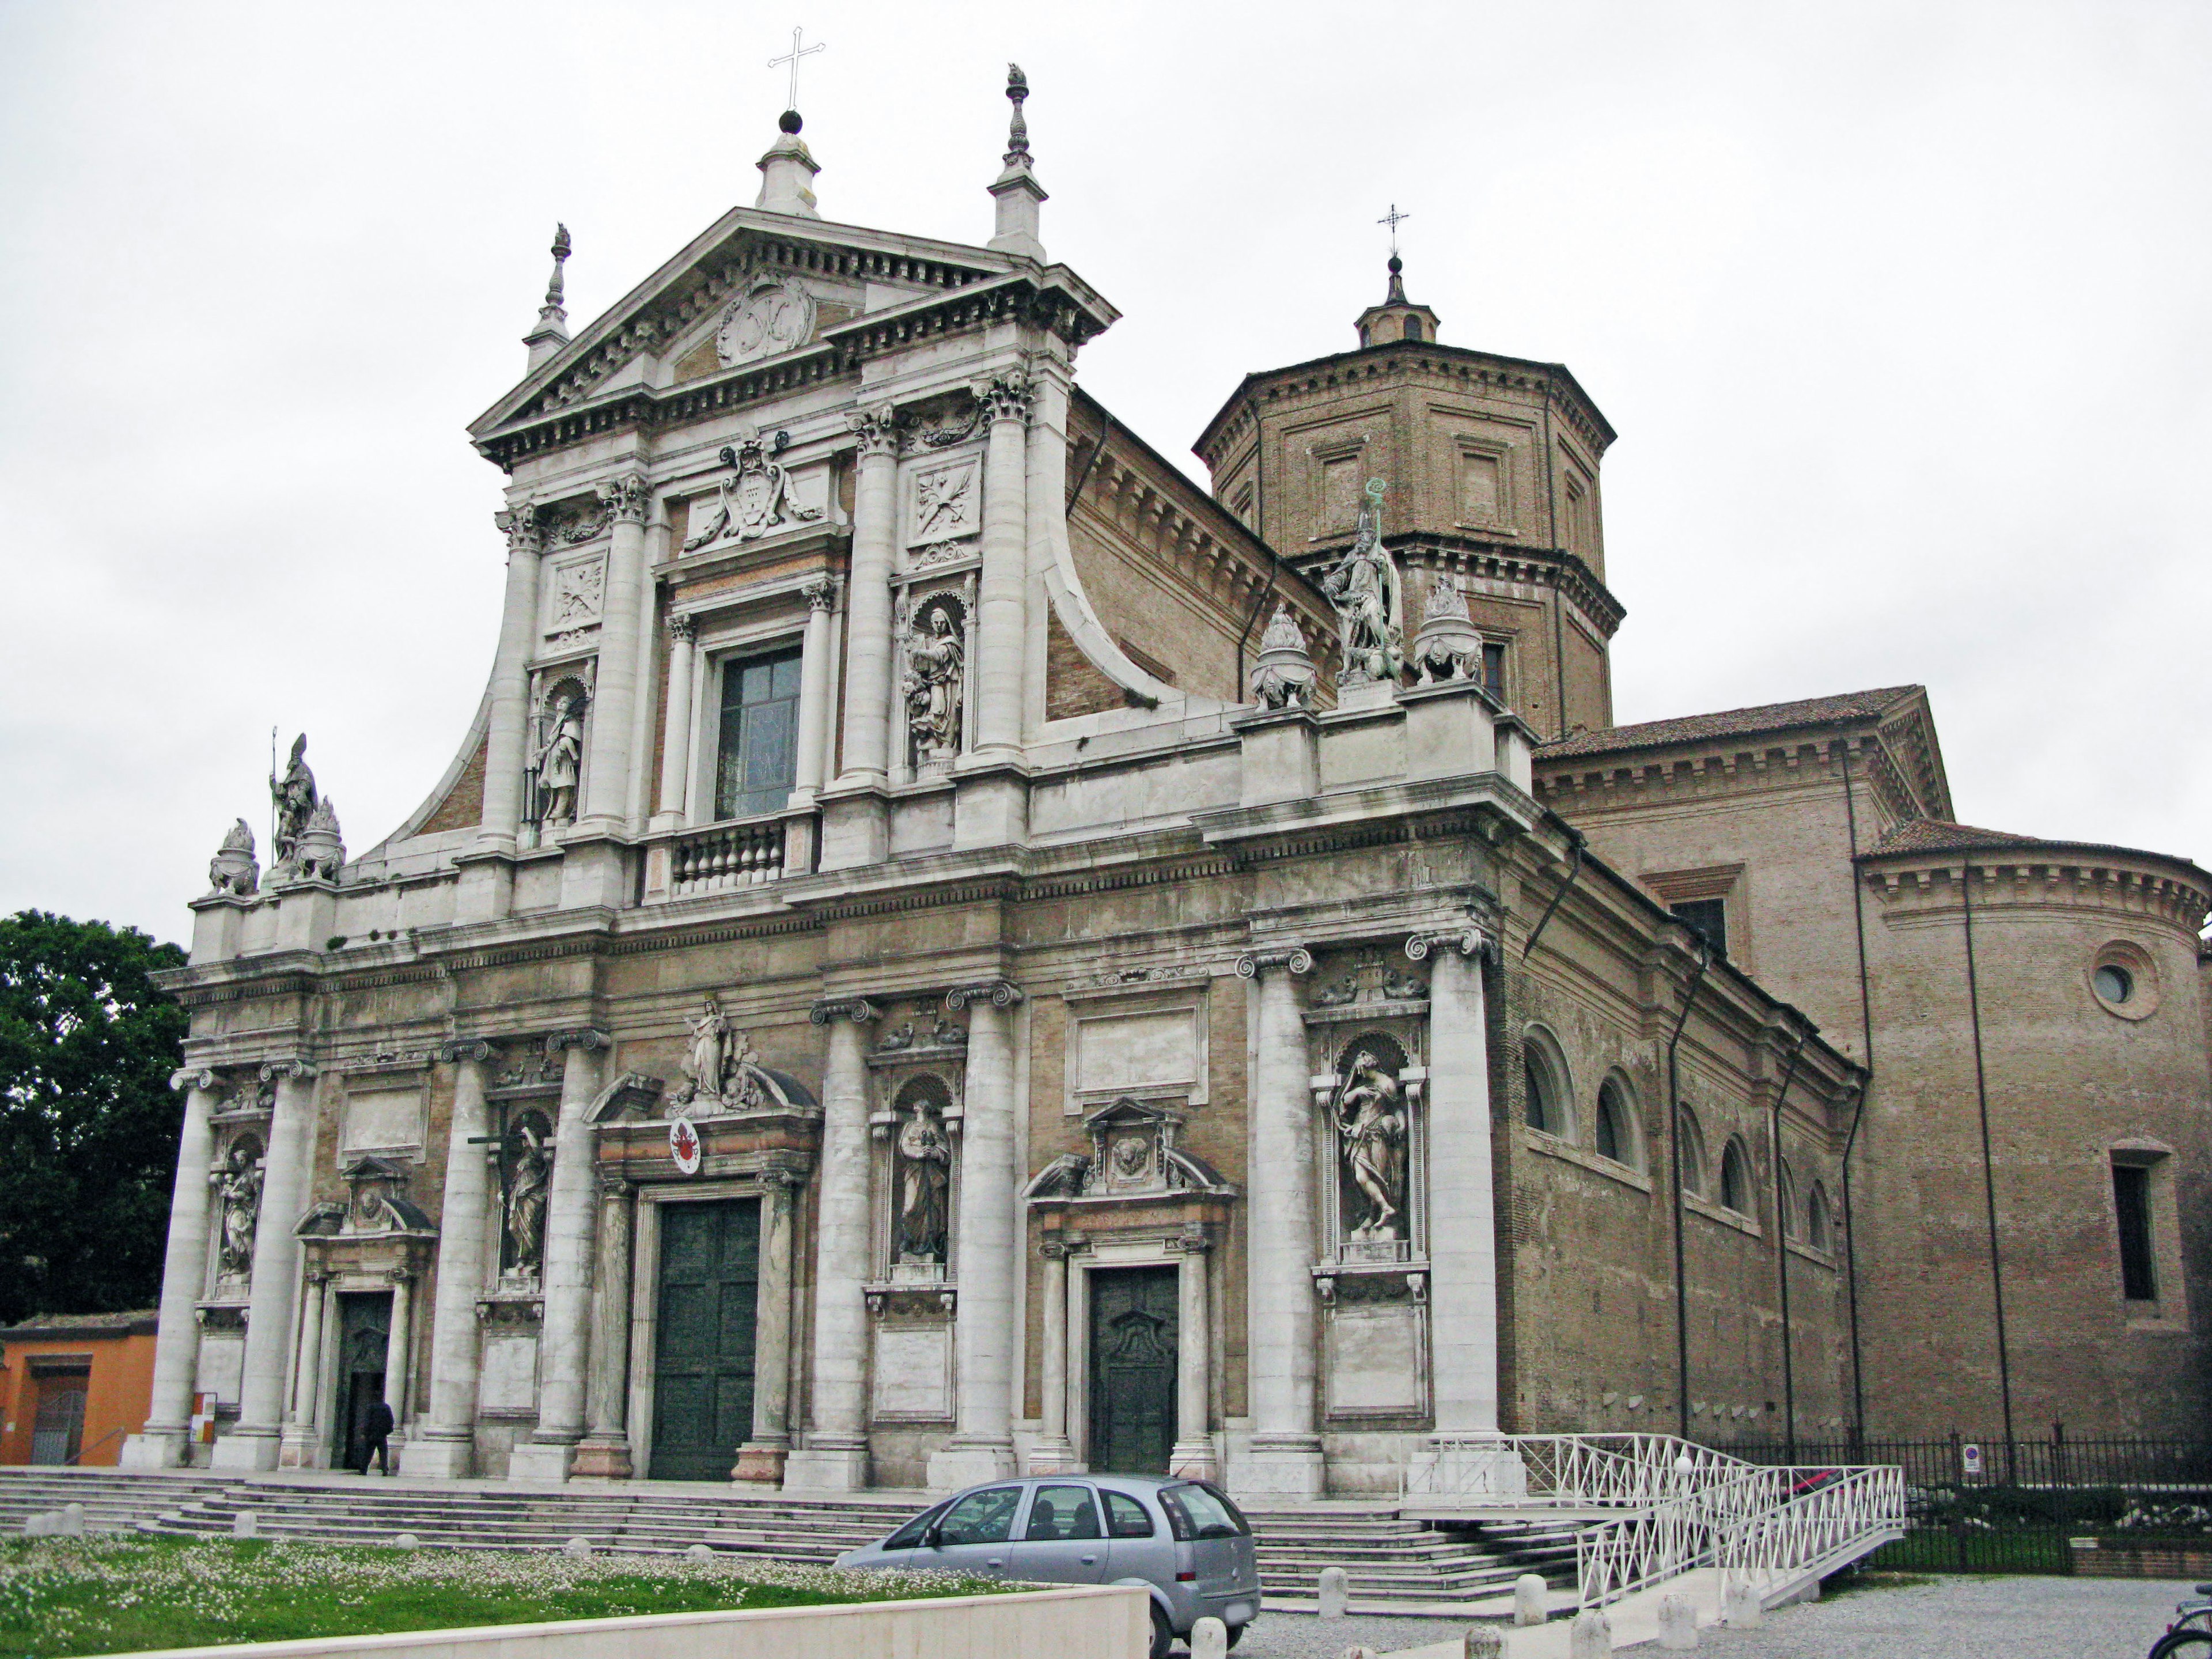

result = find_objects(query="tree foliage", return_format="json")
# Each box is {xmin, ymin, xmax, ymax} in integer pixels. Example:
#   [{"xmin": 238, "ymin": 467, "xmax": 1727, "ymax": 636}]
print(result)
[{"xmin": 0, "ymin": 911, "xmax": 188, "ymax": 1324}]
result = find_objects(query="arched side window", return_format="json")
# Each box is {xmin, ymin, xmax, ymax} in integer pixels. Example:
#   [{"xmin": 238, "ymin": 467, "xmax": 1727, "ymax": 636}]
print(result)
[
  {"xmin": 1806, "ymin": 1180, "xmax": 1832, "ymax": 1250},
  {"xmin": 1778, "ymin": 1160, "xmax": 1801, "ymax": 1240},
  {"xmin": 1402, "ymin": 316, "xmax": 1424, "ymax": 342},
  {"xmin": 1594, "ymin": 1074, "xmax": 1639, "ymax": 1171},
  {"xmin": 1522, "ymin": 1027, "xmax": 1573, "ymax": 1141},
  {"xmin": 1675, "ymin": 1107, "xmax": 1707, "ymax": 1196},
  {"xmin": 1719, "ymin": 1137, "xmax": 1755, "ymax": 1217}
]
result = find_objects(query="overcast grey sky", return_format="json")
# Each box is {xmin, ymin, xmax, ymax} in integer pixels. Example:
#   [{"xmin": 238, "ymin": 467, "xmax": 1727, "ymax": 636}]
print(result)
[{"xmin": 2, "ymin": 1, "xmax": 2206, "ymax": 945}]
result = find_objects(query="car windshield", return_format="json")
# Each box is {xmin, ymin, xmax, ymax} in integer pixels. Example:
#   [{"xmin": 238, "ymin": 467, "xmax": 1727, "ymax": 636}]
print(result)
[
  {"xmin": 1162, "ymin": 1482, "xmax": 1248, "ymax": 1540},
  {"xmin": 937, "ymin": 1486, "xmax": 1024, "ymax": 1546}
]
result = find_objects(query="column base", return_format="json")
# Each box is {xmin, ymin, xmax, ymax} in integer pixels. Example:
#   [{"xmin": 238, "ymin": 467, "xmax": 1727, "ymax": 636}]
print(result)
[
  {"xmin": 453, "ymin": 849, "xmax": 516, "ymax": 925},
  {"xmin": 210, "ymin": 1427, "xmax": 284, "ymax": 1473},
  {"xmin": 506, "ymin": 1438, "xmax": 578, "ymax": 1483},
  {"xmin": 783, "ymin": 1442, "xmax": 870, "ymax": 1492},
  {"xmin": 1168, "ymin": 1440, "xmax": 1221, "ymax": 1483},
  {"xmin": 397, "ymin": 1432, "xmax": 475, "ymax": 1479},
  {"xmin": 569, "ymin": 1435, "xmax": 634, "ymax": 1480},
  {"xmin": 557, "ymin": 834, "xmax": 630, "ymax": 911},
  {"xmin": 928, "ymin": 1440, "xmax": 1016, "ymax": 1493},
  {"xmin": 1233, "ymin": 1438, "xmax": 1325, "ymax": 1499},
  {"xmin": 1024, "ymin": 1436, "xmax": 1081, "ymax": 1476},
  {"xmin": 1406, "ymin": 1435, "xmax": 1528, "ymax": 1501},
  {"xmin": 731, "ymin": 1442, "xmax": 789, "ymax": 1484},
  {"xmin": 120, "ymin": 1430, "xmax": 188, "ymax": 1471},
  {"xmin": 950, "ymin": 767, "xmax": 1028, "ymax": 851}
]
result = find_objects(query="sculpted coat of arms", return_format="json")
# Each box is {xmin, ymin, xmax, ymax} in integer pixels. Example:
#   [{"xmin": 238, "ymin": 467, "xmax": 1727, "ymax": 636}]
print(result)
[{"xmin": 683, "ymin": 428, "xmax": 824, "ymax": 552}]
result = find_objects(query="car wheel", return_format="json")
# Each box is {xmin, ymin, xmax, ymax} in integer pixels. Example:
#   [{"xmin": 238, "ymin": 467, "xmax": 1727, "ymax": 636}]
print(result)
[
  {"xmin": 1225, "ymin": 1622, "xmax": 1247, "ymax": 1649},
  {"xmin": 1149, "ymin": 1603, "xmax": 1173, "ymax": 1659}
]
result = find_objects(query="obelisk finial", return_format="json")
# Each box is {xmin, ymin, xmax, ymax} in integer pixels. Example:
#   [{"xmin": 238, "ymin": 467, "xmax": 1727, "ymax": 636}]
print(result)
[
  {"xmin": 988, "ymin": 63, "xmax": 1047, "ymax": 262},
  {"xmin": 1005, "ymin": 63, "xmax": 1031, "ymax": 163},
  {"xmin": 524, "ymin": 224, "xmax": 573, "ymax": 371}
]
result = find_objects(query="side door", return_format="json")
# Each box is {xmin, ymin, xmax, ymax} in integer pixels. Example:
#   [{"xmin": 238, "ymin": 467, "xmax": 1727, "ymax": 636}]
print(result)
[
  {"xmin": 1099, "ymin": 1484, "xmax": 1173, "ymax": 1586},
  {"xmin": 1006, "ymin": 1482, "xmax": 1109, "ymax": 1584},
  {"xmin": 911, "ymin": 1484, "xmax": 1026, "ymax": 1580}
]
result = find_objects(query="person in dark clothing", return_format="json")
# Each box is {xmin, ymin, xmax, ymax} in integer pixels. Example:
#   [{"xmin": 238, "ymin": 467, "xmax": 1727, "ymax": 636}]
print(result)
[{"xmin": 363, "ymin": 1399, "xmax": 395, "ymax": 1474}]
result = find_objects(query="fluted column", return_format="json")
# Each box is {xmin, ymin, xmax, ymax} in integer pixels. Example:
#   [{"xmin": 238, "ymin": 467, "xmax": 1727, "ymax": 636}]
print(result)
[
  {"xmin": 460, "ymin": 506, "xmax": 544, "ymax": 922},
  {"xmin": 653, "ymin": 616, "xmax": 698, "ymax": 827},
  {"xmin": 582, "ymin": 474, "xmax": 649, "ymax": 825},
  {"xmin": 215, "ymin": 1063, "xmax": 317, "ymax": 1471},
  {"xmin": 784, "ymin": 998, "xmax": 877, "ymax": 1491},
  {"xmin": 122, "ymin": 1070, "xmax": 223, "ymax": 1468},
  {"xmin": 509, "ymin": 1030, "xmax": 609, "ymax": 1482},
  {"xmin": 736, "ymin": 1172, "xmax": 798, "ymax": 1482},
  {"xmin": 573, "ymin": 1176, "xmax": 635, "ymax": 1478},
  {"xmin": 405, "ymin": 1040, "xmax": 494, "ymax": 1479},
  {"xmin": 1170, "ymin": 1228, "xmax": 1217, "ymax": 1480},
  {"xmin": 1028, "ymin": 1239, "xmax": 1076, "ymax": 1474},
  {"xmin": 929, "ymin": 981, "xmax": 1023, "ymax": 1491},
  {"xmin": 820, "ymin": 410, "xmax": 898, "ymax": 869},
  {"xmin": 1234, "ymin": 949, "xmax": 1324, "ymax": 1499}
]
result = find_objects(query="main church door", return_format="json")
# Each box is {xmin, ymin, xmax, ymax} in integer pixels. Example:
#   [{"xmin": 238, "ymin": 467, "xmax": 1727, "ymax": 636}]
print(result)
[
  {"xmin": 332, "ymin": 1291, "xmax": 389, "ymax": 1471},
  {"xmin": 650, "ymin": 1198, "xmax": 760, "ymax": 1481},
  {"xmin": 1088, "ymin": 1265, "xmax": 1178, "ymax": 1475}
]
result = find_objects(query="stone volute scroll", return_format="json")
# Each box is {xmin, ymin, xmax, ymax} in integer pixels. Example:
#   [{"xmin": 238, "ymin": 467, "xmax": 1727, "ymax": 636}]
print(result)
[
  {"xmin": 1410, "ymin": 570, "xmax": 1486, "ymax": 685},
  {"xmin": 207, "ymin": 820, "xmax": 259, "ymax": 896},
  {"xmin": 1234, "ymin": 946, "xmax": 1316, "ymax": 979},
  {"xmin": 1320, "ymin": 479, "xmax": 1404, "ymax": 687},
  {"xmin": 1249, "ymin": 604, "xmax": 1317, "ymax": 710}
]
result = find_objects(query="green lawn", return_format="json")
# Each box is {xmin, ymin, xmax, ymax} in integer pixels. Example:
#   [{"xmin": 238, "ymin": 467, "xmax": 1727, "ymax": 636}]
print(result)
[{"xmin": 0, "ymin": 1536, "xmax": 1003, "ymax": 1658}]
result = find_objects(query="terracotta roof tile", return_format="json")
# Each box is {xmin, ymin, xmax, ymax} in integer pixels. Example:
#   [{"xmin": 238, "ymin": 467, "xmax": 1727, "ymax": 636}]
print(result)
[
  {"xmin": 1537, "ymin": 687, "xmax": 1923, "ymax": 762},
  {"xmin": 1870, "ymin": 819, "xmax": 2046, "ymax": 855},
  {"xmin": 2, "ymin": 1309, "xmax": 158, "ymax": 1335}
]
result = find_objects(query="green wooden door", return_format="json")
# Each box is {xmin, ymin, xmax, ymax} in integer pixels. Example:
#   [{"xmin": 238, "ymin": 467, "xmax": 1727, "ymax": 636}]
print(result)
[
  {"xmin": 650, "ymin": 1198, "xmax": 760, "ymax": 1480},
  {"xmin": 1088, "ymin": 1265, "xmax": 1178, "ymax": 1475}
]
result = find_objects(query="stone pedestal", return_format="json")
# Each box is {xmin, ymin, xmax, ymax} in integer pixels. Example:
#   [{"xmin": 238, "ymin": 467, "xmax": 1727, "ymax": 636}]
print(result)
[
  {"xmin": 556, "ymin": 834, "xmax": 630, "ymax": 912},
  {"xmin": 506, "ymin": 1440, "xmax": 577, "ymax": 1483},
  {"xmin": 1496, "ymin": 715, "xmax": 1537, "ymax": 793},
  {"xmin": 951, "ymin": 764, "xmax": 1028, "ymax": 851},
  {"xmin": 1399, "ymin": 679, "xmax": 1499, "ymax": 782},
  {"xmin": 267, "ymin": 880, "xmax": 338, "ymax": 954},
  {"xmin": 1233, "ymin": 707, "xmax": 1320, "ymax": 808},
  {"xmin": 818, "ymin": 787, "xmax": 891, "ymax": 872},
  {"xmin": 188, "ymin": 894, "xmax": 251, "ymax": 964}
]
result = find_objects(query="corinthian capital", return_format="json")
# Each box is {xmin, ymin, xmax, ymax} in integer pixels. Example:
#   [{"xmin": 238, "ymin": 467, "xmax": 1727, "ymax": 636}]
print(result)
[
  {"xmin": 849, "ymin": 403, "xmax": 902, "ymax": 460},
  {"xmin": 596, "ymin": 472, "xmax": 650, "ymax": 525},
  {"xmin": 970, "ymin": 371, "xmax": 1033, "ymax": 427},
  {"xmin": 496, "ymin": 501, "xmax": 543, "ymax": 557},
  {"xmin": 802, "ymin": 573, "xmax": 839, "ymax": 613},
  {"xmin": 1234, "ymin": 947, "xmax": 1314, "ymax": 979},
  {"xmin": 669, "ymin": 613, "xmax": 697, "ymax": 643}
]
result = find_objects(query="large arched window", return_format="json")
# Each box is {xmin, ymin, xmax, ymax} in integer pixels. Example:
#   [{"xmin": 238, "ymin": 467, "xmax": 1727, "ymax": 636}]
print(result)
[
  {"xmin": 1806, "ymin": 1181, "xmax": 1832, "ymax": 1251},
  {"xmin": 1522, "ymin": 1028, "xmax": 1572, "ymax": 1140},
  {"xmin": 1595, "ymin": 1074, "xmax": 1639, "ymax": 1171},
  {"xmin": 1675, "ymin": 1107, "xmax": 1707, "ymax": 1196},
  {"xmin": 1719, "ymin": 1137, "xmax": 1755, "ymax": 1216}
]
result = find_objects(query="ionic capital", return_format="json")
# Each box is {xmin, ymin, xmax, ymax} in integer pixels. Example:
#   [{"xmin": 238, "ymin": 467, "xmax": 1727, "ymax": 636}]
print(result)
[
  {"xmin": 546, "ymin": 1028, "xmax": 612, "ymax": 1055},
  {"xmin": 1038, "ymin": 1238, "xmax": 1070, "ymax": 1262},
  {"xmin": 945, "ymin": 980, "xmax": 1025, "ymax": 1012},
  {"xmin": 170, "ymin": 1067, "xmax": 221, "ymax": 1094},
  {"xmin": 1173, "ymin": 1224, "xmax": 1213, "ymax": 1255},
  {"xmin": 1234, "ymin": 947, "xmax": 1314, "ymax": 979},
  {"xmin": 1405, "ymin": 926, "xmax": 1488, "ymax": 963},
  {"xmin": 259, "ymin": 1059, "xmax": 316, "ymax": 1082},
  {"xmin": 809, "ymin": 995, "xmax": 881, "ymax": 1026},
  {"xmin": 439, "ymin": 1038, "xmax": 496, "ymax": 1065}
]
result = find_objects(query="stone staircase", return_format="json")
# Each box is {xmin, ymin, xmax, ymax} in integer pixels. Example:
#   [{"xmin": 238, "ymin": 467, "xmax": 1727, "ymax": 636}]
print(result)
[{"xmin": 0, "ymin": 1468, "xmax": 1578, "ymax": 1613}]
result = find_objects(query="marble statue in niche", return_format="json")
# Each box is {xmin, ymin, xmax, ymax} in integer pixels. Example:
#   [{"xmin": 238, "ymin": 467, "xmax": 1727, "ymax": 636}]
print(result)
[
  {"xmin": 214, "ymin": 1137, "xmax": 263, "ymax": 1279},
  {"xmin": 903, "ymin": 599, "xmax": 965, "ymax": 766},
  {"xmin": 893, "ymin": 1082, "xmax": 952, "ymax": 1265},
  {"xmin": 501, "ymin": 1112, "xmax": 552, "ymax": 1277},
  {"xmin": 532, "ymin": 685, "xmax": 586, "ymax": 828},
  {"xmin": 1334, "ymin": 1042, "xmax": 1408, "ymax": 1242},
  {"xmin": 1321, "ymin": 482, "xmax": 1404, "ymax": 686},
  {"xmin": 269, "ymin": 734, "xmax": 317, "ymax": 872}
]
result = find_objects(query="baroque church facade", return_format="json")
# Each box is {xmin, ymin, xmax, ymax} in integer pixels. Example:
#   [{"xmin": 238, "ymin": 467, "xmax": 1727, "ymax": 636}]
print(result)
[{"xmin": 127, "ymin": 76, "xmax": 2212, "ymax": 1494}]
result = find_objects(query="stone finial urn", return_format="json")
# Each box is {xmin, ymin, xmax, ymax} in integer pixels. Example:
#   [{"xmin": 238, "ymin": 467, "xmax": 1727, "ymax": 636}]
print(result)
[
  {"xmin": 1410, "ymin": 570, "xmax": 1484, "ymax": 685},
  {"xmin": 207, "ymin": 819, "xmax": 259, "ymax": 896},
  {"xmin": 294, "ymin": 799, "xmax": 346, "ymax": 884},
  {"xmin": 1249, "ymin": 604, "xmax": 1317, "ymax": 709}
]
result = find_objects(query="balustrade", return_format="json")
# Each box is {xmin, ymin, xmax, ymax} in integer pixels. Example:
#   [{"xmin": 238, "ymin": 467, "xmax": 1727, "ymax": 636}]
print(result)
[{"xmin": 669, "ymin": 815, "xmax": 790, "ymax": 895}]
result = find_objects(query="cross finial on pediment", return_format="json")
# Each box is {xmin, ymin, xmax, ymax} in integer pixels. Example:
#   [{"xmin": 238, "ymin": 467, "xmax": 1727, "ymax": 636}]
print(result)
[{"xmin": 769, "ymin": 25, "xmax": 825, "ymax": 115}]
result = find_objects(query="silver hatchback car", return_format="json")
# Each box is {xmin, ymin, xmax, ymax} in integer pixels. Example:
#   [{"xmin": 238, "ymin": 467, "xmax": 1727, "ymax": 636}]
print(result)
[{"xmin": 836, "ymin": 1473, "xmax": 1262, "ymax": 1656}]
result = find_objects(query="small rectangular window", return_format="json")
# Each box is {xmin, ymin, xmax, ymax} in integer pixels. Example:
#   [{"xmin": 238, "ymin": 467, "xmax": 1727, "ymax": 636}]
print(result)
[
  {"xmin": 1671, "ymin": 897, "xmax": 1727, "ymax": 959},
  {"xmin": 2113, "ymin": 1162, "xmax": 2157, "ymax": 1301},
  {"xmin": 1481, "ymin": 641, "xmax": 1506, "ymax": 701},
  {"xmin": 714, "ymin": 648, "xmax": 803, "ymax": 820}
]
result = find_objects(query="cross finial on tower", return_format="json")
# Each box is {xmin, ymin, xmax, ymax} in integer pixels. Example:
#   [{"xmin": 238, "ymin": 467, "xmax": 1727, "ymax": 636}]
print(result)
[
  {"xmin": 1379, "ymin": 203, "xmax": 1410, "ymax": 259},
  {"xmin": 768, "ymin": 25, "xmax": 825, "ymax": 117}
]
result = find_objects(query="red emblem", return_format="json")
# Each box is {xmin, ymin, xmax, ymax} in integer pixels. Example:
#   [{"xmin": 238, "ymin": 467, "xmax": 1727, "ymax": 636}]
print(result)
[{"xmin": 669, "ymin": 1117, "xmax": 703, "ymax": 1175}]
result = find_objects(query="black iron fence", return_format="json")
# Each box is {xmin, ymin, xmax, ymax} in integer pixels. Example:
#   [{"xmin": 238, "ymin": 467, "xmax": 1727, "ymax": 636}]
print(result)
[{"xmin": 1706, "ymin": 1431, "xmax": 2212, "ymax": 1575}]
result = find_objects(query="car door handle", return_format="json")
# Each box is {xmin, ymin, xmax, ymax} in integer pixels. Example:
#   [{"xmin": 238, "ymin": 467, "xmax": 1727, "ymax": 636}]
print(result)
[
  {"xmin": 986, "ymin": 1558, "xmax": 1003, "ymax": 1569},
  {"xmin": 1080, "ymin": 1554, "xmax": 1097, "ymax": 1565}
]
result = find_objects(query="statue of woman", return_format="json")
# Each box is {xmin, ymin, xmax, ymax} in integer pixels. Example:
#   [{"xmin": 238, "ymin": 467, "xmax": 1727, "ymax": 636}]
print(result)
[
  {"xmin": 680, "ymin": 996, "xmax": 730, "ymax": 1105},
  {"xmin": 904, "ymin": 607, "xmax": 964, "ymax": 764},
  {"xmin": 215, "ymin": 1141, "xmax": 263, "ymax": 1277},
  {"xmin": 1336, "ymin": 1049, "xmax": 1407, "ymax": 1240},
  {"xmin": 505, "ymin": 1121, "xmax": 551, "ymax": 1272},
  {"xmin": 535, "ymin": 694, "xmax": 584, "ymax": 826},
  {"xmin": 896, "ymin": 1105, "xmax": 952, "ymax": 1262}
]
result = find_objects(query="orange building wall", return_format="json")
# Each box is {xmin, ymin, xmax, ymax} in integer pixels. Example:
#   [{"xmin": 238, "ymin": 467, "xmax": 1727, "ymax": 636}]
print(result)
[{"xmin": 0, "ymin": 1325, "xmax": 157, "ymax": 1467}]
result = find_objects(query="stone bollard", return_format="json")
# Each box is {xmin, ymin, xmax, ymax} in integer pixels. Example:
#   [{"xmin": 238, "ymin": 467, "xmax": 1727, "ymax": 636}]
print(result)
[
  {"xmin": 686, "ymin": 1543, "xmax": 713, "ymax": 1558},
  {"xmin": 1318, "ymin": 1565, "xmax": 1350, "ymax": 1619},
  {"xmin": 1569, "ymin": 1607, "xmax": 1613, "ymax": 1658},
  {"xmin": 1513, "ymin": 1573, "xmax": 1548, "ymax": 1626},
  {"xmin": 1721, "ymin": 1574, "xmax": 1762, "ymax": 1629},
  {"xmin": 562, "ymin": 1536, "xmax": 593, "ymax": 1556},
  {"xmin": 232, "ymin": 1512, "xmax": 259, "ymax": 1539},
  {"xmin": 1190, "ymin": 1617, "xmax": 1228, "ymax": 1659},
  {"xmin": 1657, "ymin": 1593, "xmax": 1698, "ymax": 1650},
  {"xmin": 22, "ymin": 1510, "xmax": 53, "ymax": 1536},
  {"xmin": 60, "ymin": 1503, "xmax": 86, "ymax": 1537},
  {"xmin": 1463, "ymin": 1626, "xmax": 1505, "ymax": 1657},
  {"xmin": 393, "ymin": 1533, "xmax": 420, "ymax": 1550}
]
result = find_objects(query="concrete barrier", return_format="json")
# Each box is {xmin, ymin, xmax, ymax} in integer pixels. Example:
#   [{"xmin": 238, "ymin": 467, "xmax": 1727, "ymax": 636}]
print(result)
[{"xmin": 106, "ymin": 1584, "xmax": 1150, "ymax": 1659}]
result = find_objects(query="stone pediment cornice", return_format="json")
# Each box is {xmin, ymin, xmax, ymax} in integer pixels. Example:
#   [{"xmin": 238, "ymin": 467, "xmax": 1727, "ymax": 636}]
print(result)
[{"xmin": 475, "ymin": 263, "xmax": 1117, "ymax": 475}]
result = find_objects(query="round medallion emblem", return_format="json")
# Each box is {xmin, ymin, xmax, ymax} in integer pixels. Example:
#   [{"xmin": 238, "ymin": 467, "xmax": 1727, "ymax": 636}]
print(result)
[
  {"xmin": 668, "ymin": 1116, "xmax": 703, "ymax": 1176},
  {"xmin": 715, "ymin": 278, "xmax": 816, "ymax": 367}
]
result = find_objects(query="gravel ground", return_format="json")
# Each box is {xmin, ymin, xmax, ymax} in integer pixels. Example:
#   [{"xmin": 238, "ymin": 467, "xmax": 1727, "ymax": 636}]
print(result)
[{"xmin": 1201, "ymin": 1576, "xmax": 2204, "ymax": 1658}]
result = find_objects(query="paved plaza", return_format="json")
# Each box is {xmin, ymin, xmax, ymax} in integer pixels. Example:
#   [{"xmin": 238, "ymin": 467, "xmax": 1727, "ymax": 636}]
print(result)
[{"xmin": 1228, "ymin": 1575, "xmax": 2202, "ymax": 1658}]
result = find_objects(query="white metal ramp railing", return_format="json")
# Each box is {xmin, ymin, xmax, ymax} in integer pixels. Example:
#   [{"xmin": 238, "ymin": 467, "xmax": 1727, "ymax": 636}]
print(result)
[{"xmin": 1402, "ymin": 1433, "xmax": 1907, "ymax": 1609}]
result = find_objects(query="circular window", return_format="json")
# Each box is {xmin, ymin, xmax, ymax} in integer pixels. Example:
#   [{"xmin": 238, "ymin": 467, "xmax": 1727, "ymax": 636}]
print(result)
[{"xmin": 2090, "ymin": 941, "xmax": 2159, "ymax": 1022}]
